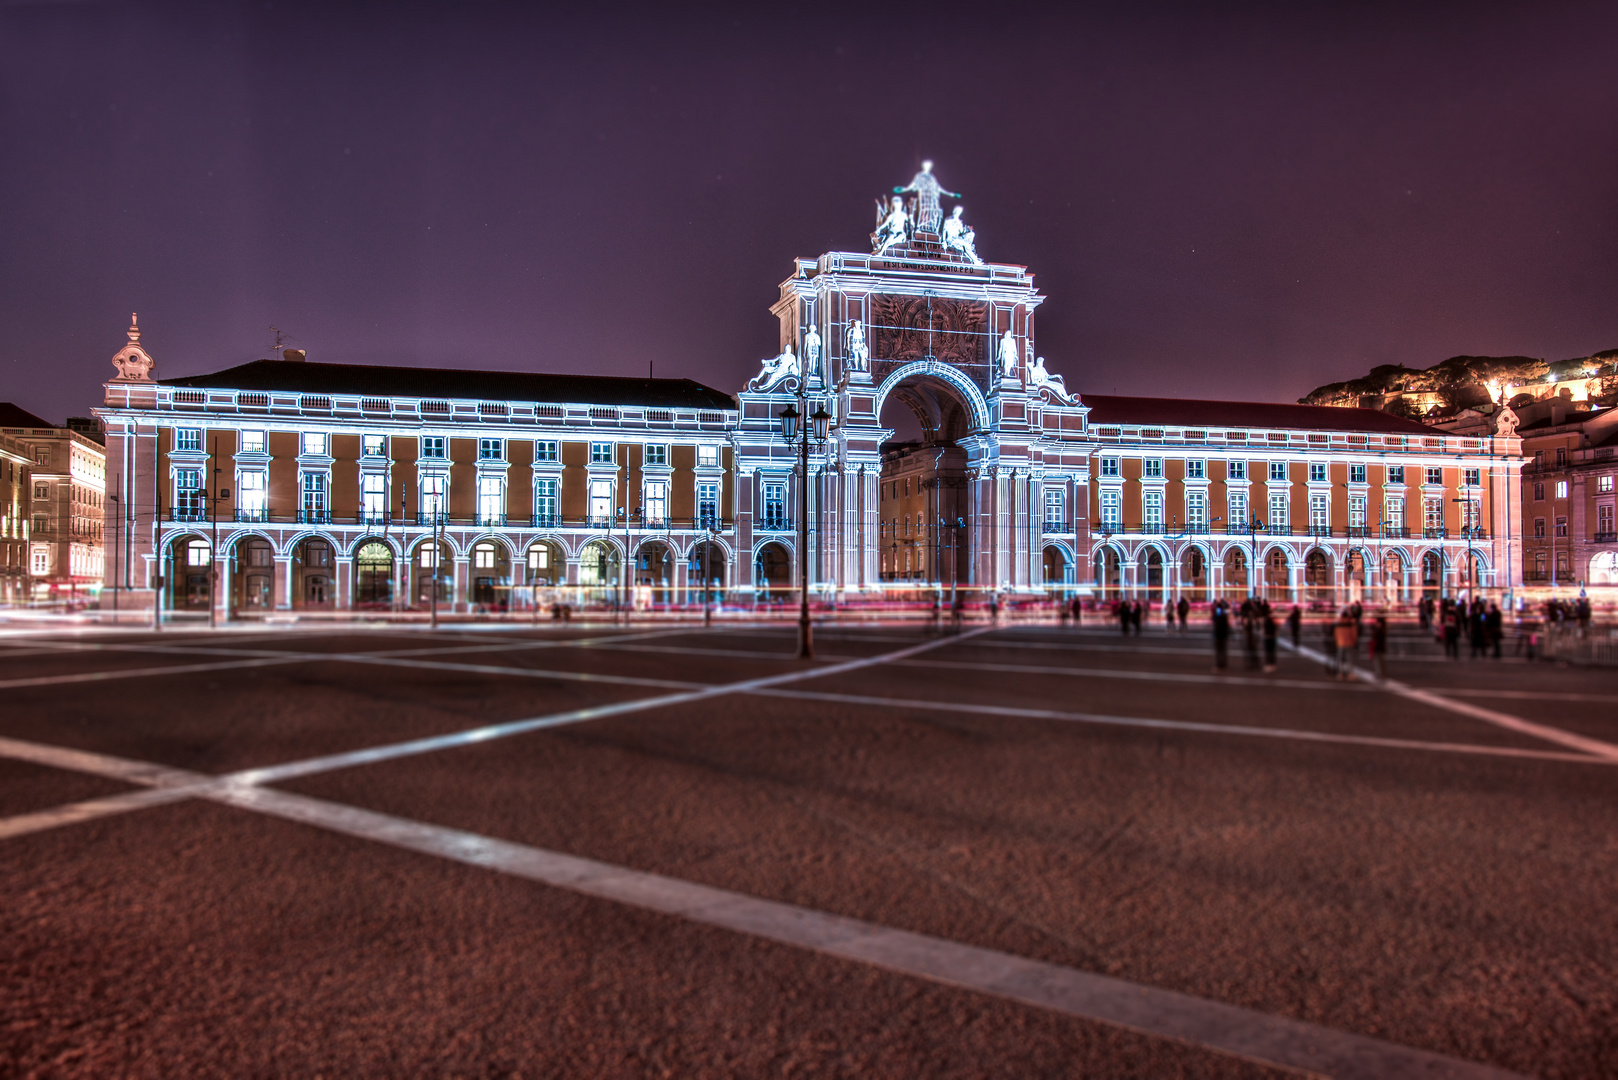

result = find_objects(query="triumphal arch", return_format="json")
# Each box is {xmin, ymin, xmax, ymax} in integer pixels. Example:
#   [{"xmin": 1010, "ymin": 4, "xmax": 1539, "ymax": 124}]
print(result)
[{"xmin": 731, "ymin": 163, "xmax": 1095, "ymax": 598}]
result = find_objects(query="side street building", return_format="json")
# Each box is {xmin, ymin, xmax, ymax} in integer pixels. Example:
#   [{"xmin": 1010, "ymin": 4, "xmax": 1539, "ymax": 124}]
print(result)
[
  {"xmin": 0, "ymin": 402, "xmax": 106, "ymax": 605},
  {"xmin": 95, "ymin": 166, "xmax": 1527, "ymax": 619},
  {"xmin": 1512, "ymin": 398, "xmax": 1618, "ymax": 590},
  {"xmin": 0, "ymin": 433, "xmax": 33, "ymax": 605}
]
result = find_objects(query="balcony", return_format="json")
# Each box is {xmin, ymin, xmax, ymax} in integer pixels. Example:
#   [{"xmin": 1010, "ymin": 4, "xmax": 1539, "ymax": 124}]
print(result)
[
  {"xmin": 1595, "ymin": 531, "xmax": 1618, "ymax": 543},
  {"xmin": 234, "ymin": 508, "xmax": 270, "ymax": 523},
  {"xmin": 1306, "ymin": 525, "xmax": 1333, "ymax": 539},
  {"xmin": 1458, "ymin": 526, "xmax": 1488, "ymax": 540},
  {"xmin": 1423, "ymin": 526, "xmax": 1448, "ymax": 539},
  {"xmin": 168, "ymin": 507, "xmax": 207, "ymax": 523},
  {"xmin": 355, "ymin": 512, "xmax": 391, "ymax": 527},
  {"xmin": 474, "ymin": 513, "xmax": 507, "ymax": 528},
  {"xmin": 531, "ymin": 513, "xmax": 560, "ymax": 529},
  {"xmin": 416, "ymin": 511, "xmax": 449, "ymax": 526},
  {"xmin": 1380, "ymin": 524, "xmax": 1409, "ymax": 539},
  {"xmin": 759, "ymin": 515, "xmax": 792, "ymax": 532},
  {"xmin": 1042, "ymin": 520, "xmax": 1071, "ymax": 535},
  {"xmin": 297, "ymin": 509, "xmax": 332, "ymax": 524}
]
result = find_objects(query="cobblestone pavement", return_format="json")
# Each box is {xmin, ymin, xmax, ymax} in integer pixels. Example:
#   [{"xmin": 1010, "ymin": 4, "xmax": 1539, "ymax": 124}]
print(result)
[{"xmin": 1, "ymin": 619, "xmax": 1612, "ymax": 1078}]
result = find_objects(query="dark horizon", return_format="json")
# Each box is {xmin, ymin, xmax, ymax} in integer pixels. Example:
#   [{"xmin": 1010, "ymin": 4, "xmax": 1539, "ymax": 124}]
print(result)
[{"xmin": 6, "ymin": 2, "xmax": 1618, "ymax": 425}]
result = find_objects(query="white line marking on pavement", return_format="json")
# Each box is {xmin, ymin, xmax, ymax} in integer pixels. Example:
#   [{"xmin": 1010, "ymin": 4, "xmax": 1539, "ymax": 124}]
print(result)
[
  {"xmin": 0, "ymin": 655, "xmax": 311, "ymax": 691},
  {"xmin": 208, "ymin": 783, "xmax": 1524, "ymax": 1080},
  {"xmin": 745, "ymin": 688, "xmax": 1613, "ymax": 765},
  {"xmin": 895, "ymin": 657, "xmax": 1376, "ymax": 692},
  {"xmin": 1284, "ymin": 642, "xmax": 1618, "ymax": 763},
  {"xmin": 0, "ymin": 788, "xmax": 198, "ymax": 841}
]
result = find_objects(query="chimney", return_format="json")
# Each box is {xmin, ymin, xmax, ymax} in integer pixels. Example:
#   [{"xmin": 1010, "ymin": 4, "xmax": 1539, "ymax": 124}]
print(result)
[{"xmin": 282, "ymin": 348, "xmax": 306, "ymax": 362}]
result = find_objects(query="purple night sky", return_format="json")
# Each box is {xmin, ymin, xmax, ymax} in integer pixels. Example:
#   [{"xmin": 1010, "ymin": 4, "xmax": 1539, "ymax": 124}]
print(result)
[{"xmin": 5, "ymin": 3, "xmax": 1618, "ymax": 425}]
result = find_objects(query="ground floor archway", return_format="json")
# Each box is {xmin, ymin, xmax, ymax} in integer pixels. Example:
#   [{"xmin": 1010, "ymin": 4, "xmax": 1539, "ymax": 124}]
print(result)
[
  {"xmin": 754, "ymin": 541, "xmax": 791, "ymax": 600},
  {"xmin": 1042, "ymin": 544, "xmax": 1073, "ymax": 597},
  {"xmin": 1304, "ymin": 548, "xmax": 1333, "ymax": 603},
  {"xmin": 354, "ymin": 540, "xmax": 395, "ymax": 607}
]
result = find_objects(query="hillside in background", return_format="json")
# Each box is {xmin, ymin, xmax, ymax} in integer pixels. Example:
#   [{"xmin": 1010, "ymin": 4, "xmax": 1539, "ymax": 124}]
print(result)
[{"xmin": 1300, "ymin": 349, "xmax": 1618, "ymax": 420}]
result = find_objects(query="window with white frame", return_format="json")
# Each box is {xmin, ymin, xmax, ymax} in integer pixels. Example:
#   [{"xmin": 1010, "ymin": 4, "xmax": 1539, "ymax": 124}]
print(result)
[
  {"xmin": 1425, "ymin": 466, "xmax": 1442, "ymax": 485},
  {"xmin": 32, "ymin": 481, "xmax": 48, "ymax": 501},
  {"xmin": 590, "ymin": 442, "xmax": 613, "ymax": 465},
  {"xmin": 420, "ymin": 475, "xmax": 446, "ymax": 521},
  {"xmin": 1349, "ymin": 495, "xmax": 1367, "ymax": 529},
  {"xmin": 1555, "ymin": 480, "xmax": 1569, "ymax": 499},
  {"xmin": 175, "ymin": 428, "xmax": 202, "ymax": 452},
  {"xmin": 644, "ymin": 444, "xmax": 667, "ymax": 467},
  {"xmin": 1143, "ymin": 458, "xmax": 1163, "ymax": 479},
  {"xmin": 698, "ymin": 482, "xmax": 719, "ymax": 528},
  {"xmin": 421, "ymin": 436, "xmax": 446, "ymax": 459},
  {"xmin": 534, "ymin": 441, "xmax": 558, "ymax": 463},
  {"xmin": 361, "ymin": 473, "xmax": 387, "ymax": 521},
  {"xmin": 1349, "ymin": 463, "xmax": 1366, "ymax": 483},
  {"xmin": 1555, "ymin": 515, "xmax": 1568, "ymax": 537},
  {"xmin": 301, "ymin": 432, "xmax": 327, "ymax": 457},
  {"xmin": 1269, "ymin": 461, "xmax": 1287, "ymax": 482},
  {"xmin": 1461, "ymin": 500, "xmax": 1481, "ymax": 531},
  {"xmin": 1534, "ymin": 518, "xmax": 1546, "ymax": 539},
  {"xmin": 187, "ymin": 539, "xmax": 211, "ymax": 567},
  {"xmin": 1100, "ymin": 490, "xmax": 1120, "ymax": 529},
  {"xmin": 30, "ymin": 547, "xmax": 48, "ymax": 575},
  {"xmin": 174, "ymin": 469, "xmax": 204, "ymax": 518},
  {"xmin": 240, "ymin": 430, "xmax": 266, "ymax": 453},
  {"xmin": 478, "ymin": 438, "xmax": 504, "ymax": 461},
  {"xmin": 477, "ymin": 476, "xmax": 503, "ymax": 523},
  {"xmin": 1227, "ymin": 460, "xmax": 1246, "ymax": 481},
  {"xmin": 697, "ymin": 445, "xmax": 719, "ymax": 468},
  {"xmin": 1143, "ymin": 490, "xmax": 1164, "ymax": 532},
  {"xmin": 533, "ymin": 479, "xmax": 558, "ymax": 525},
  {"xmin": 1597, "ymin": 503, "xmax": 1614, "ymax": 535},
  {"xmin": 418, "ymin": 545, "xmax": 439, "ymax": 568},
  {"xmin": 1385, "ymin": 494, "xmax": 1404, "ymax": 527},
  {"xmin": 1185, "ymin": 459, "xmax": 1205, "ymax": 480},
  {"xmin": 1044, "ymin": 488, "xmax": 1065, "ymax": 529},
  {"xmin": 1423, "ymin": 497, "xmax": 1444, "ymax": 533},
  {"xmin": 1599, "ymin": 475, "xmax": 1614, "ymax": 494},
  {"xmin": 362, "ymin": 435, "xmax": 386, "ymax": 458},
  {"xmin": 589, "ymin": 479, "xmax": 613, "ymax": 522},
  {"xmin": 300, "ymin": 472, "xmax": 327, "ymax": 518},
  {"xmin": 1463, "ymin": 467, "xmax": 1480, "ymax": 487},
  {"xmin": 1228, "ymin": 491, "xmax": 1248, "ymax": 529},
  {"xmin": 238, "ymin": 470, "xmax": 267, "ymax": 516},
  {"xmin": 1309, "ymin": 493, "xmax": 1328, "ymax": 530},
  {"xmin": 644, "ymin": 480, "xmax": 667, "ymax": 525},
  {"xmin": 1268, "ymin": 492, "xmax": 1288, "ymax": 532},
  {"xmin": 1309, "ymin": 462, "xmax": 1327, "ymax": 482},
  {"xmin": 763, "ymin": 482, "xmax": 786, "ymax": 529},
  {"xmin": 1387, "ymin": 465, "xmax": 1405, "ymax": 484},
  {"xmin": 1100, "ymin": 456, "xmax": 1120, "ymax": 478},
  {"xmin": 1186, "ymin": 490, "xmax": 1207, "ymax": 531},
  {"xmin": 474, "ymin": 543, "xmax": 497, "ymax": 569}
]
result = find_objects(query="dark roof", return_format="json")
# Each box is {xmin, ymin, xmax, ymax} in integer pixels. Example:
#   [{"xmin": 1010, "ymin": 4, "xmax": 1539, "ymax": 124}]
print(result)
[
  {"xmin": 0, "ymin": 402, "xmax": 56, "ymax": 429},
  {"xmin": 1080, "ymin": 394, "xmax": 1439, "ymax": 436},
  {"xmin": 160, "ymin": 359, "xmax": 738, "ymax": 411}
]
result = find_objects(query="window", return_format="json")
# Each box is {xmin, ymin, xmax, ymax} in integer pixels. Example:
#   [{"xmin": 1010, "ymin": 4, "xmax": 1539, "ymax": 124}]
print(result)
[
  {"xmin": 1185, "ymin": 459, "xmax": 1205, "ymax": 480},
  {"xmin": 1143, "ymin": 490, "xmax": 1164, "ymax": 531},
  {"xmin": 1309, "ymin": 463, "xmax": 1327, "ymax": 482},
  {"xmin": 589, "ymin": 479, "xmax": 613, "ymax": 521},
  {"xmin": 1349, "ymin": 495, "xmax": 1366, "ymax": 529},
  {"xmin": 239, "ymin": 470, "xmax": 267, "ymax": 516},
  {"xmin": 362, "ymin": 435, "xmax": 386, "ymax": 458},
  {"xmin": 1556, "ymin": 481, "xmax": 1569, "ymax": 500},
  {"xmin": 1186, "ymin": 490, "xmax": 1207, "ymax": 530},
  {"xmin": 32, "ymin": 481, "xmax": 48, "ymax": 501},
  {"xmin": 421, "ymin": 436, "xmax": 446, "ymax": 459},
  {"xmin": 763, "ymin": 482, "xmax": 786, "ymax": 529},
  {"xmin": 1143, "ymin": 458, "xmax": 1163, "ymax": 479},
  {"xmin": 1423, "ymin": 497, "xmax": 1443, "ymax": 533},
  {"xmin": 419, "ymin": 546, "xmax": 439, "ymax": 568},
  {"xmin": 301, "ymin": 432, "xmax": 327, "ymax": 456},
  {"xmin": 1598, "ymin": 504, "xmax": 1614, "ymax": 535},
  {"xmin": 1227, "ymin": 460, "xmax": 1246, "ymax": 481},
  {"xmin": 30, "ymin": 547, "xmax": 48, "ymax": 575},
  {"xmin": 187, "ymin": 539, "xmax": 211, "ymax": 567},
  {"xmin": 1556, "ymin": 448, "xmax": 1567, "ymax": 466},
  {"xmin": 474, "ymin": 543, "xmax": 497, "ymax": 570},
  {"xmin": 420, "ymin": 475, "xmax": 446, "ymax": 521},
  {"xmin": 1533, "ymin": 482, "xmax": 1545, "ymax": 501},
  {"xmin": 1461, "ymin": 500, "xmax": 1481, "ymax": 531},
  {"xmin": 34, "ymin": 447, "xmax": 49, "ymax": 466},
  {"xmin": 175, "ymin": 428, "xmax": 202, "ymax": 452},
  {"xmin": 1387, "ymin": 465, "xmax": 1404, "ymax": 485},
  {"xmin": 534, "ymin": 479, "xmax": 558, "ymax": 525},
  {"xmin": 300, "ymin": 472, "xmax": 327, "ymax": 517},
  {"xmin": 644, "ymin": 444, "xmax": 667, "ymax": 467},
  {"xmin": 1044, "ymin": 488, "xmax": 1065, "ymax": 528},
  {"xmin": 590, "ymin": 442, "xmax": 614, "ymax": 465},
  {"xmin": 1425, "ymin": 466, "xmax": 1442, "ymax": 486},
  {"xmin": 174, "ymin": 469, "xmax": 204, "ymax": 518},
  {"xmin": 1228, "ymin": 491, "xmax": 1248, "ymax": 530},
  {"xmin": 1269, "ymin": 461, "xmax": 1287, "ymax": 482},
  {"xmin": 1600, "ymin": 475, "xmax": 1614, "ymax": 494},
  {"xmin": 1100, "ymin": 490, "xmax": 1121, "ymax": 529},
  {"xmin": 534, "ymin": 441, "xmax": 558, "ymax": 463},
  {"xmin": 698, "ymin": 482, "xmax": 719, "ymax": 528},
  {"xmin": 1557, "ymin": 552, "xmax": 1570, "ymax": 576},
  {"xmin": 644, "ymin": 480, "xmax": 667, "ymax": 525},
  {"xmin": 1267, "ymin": 492, "xmax": 1288, "ymax": 532},
  {"xmin": 1463, "ymin": 467, "xmax": 1480, "ymax": 487},
  {"xmin": 1534, "ymin": 517, "xmax": 1546, "ymax": 539},
  {"xmin": 475, "ymin": 477, "xmax": 502, "ymax": 524},
  {"xmin": 1100, "ymin": 456, "xmax": 1120, "ymax": 478},
  {"xmin": 1349, "ymin": 463, "xmax": 1366, "ymax": 484},
  {"xmin": 240, "ymin": 430, "xmax": 266, "ymax": 454},
  {"xmin": 697, "ymin": 445, "xmax": 719, "ymax": 468},
  {"xmin": 1555, "ymin": 516, "xmax": 1568, "ymax": 537},
  {"xmin": 1533, "ymin": 450, "xmax": 1544, "ymax": 466},
  {"xmin": 528, "ymin": 546, "xmax": 550, "ymax": 570},
  {"xmin": 1309, "ymin": 493, "xmax": 1328, "ymax": 530},
  {"xmin": 478, "ymin": 438, "xmax": 504, "ymax": 461}
]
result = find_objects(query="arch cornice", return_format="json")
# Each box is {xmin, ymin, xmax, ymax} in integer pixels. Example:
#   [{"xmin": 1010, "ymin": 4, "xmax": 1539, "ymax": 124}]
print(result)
[{"xmin": 868, "ymin": 361, "xmax": 992, "ymax": 435}]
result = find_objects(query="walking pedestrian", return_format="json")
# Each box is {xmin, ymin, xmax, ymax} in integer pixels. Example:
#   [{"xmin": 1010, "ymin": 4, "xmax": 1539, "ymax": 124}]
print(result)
[
  {"xmin": 1212, "ymin": 599, "xmax": 1231, "ymax": 671},
  {"xmin": 1487, "ymin": 602, "xmax": 1503, "ymax": 659},
  {"xmin": 1166, "ymin": 601, "xmax": 1175, "ymax": 633},
  {"xmin": 1071, "ymin": 596, "xmax": 1083, "ymax": 626},
  {"xmin": 1369, "ymin": 614, "xmax": 1388, "ymax": 679},
  {"xmin": 1117, "ymin": 599, "xmax": 1129, "ymax": 636},
  {"xmin": 1442, "ymin": 605, "xmax": 1461, "ymax": 659},
  {"xmin": 1177, "ymin": 595, "xmax": 1190, "ymax": 632},
  {"xmin": 1288, "ymin": 604, "xmax": 1301, "ymax": 648},
  {"xmin": 1262, "ymin": 609, "xmax": 1278, "ymax": 672},
  {"xmin": 1242, "ymin": 608, "xmax": 1260, "ymax": 670},
  {"xmin": 1334, "ymin": 610, "xmax": 1359, "ymax": 680}
]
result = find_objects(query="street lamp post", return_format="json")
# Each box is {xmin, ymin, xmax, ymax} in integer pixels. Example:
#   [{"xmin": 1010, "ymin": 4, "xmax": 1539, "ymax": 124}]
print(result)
[
  {"xmin": 778, "ymin": 399, "xmax": 830, "ymax": 659},
  {"xmin": 1452, "ymin": 495, "xmax": 1475, "ymax": 601},
  {"xmin": 618, "ymin": 504, "xmax": 639, "ymax": 625}
]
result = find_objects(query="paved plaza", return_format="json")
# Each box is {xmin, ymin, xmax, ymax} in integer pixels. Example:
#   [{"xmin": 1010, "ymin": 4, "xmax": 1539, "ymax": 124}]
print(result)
[{"xmin": 0, "ymin": 616, "xmax": 1613, "ymax": 1078}]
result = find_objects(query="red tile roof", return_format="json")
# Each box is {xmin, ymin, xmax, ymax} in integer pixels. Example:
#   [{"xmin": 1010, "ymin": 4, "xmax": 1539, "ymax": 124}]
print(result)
[{"xmin": 1080, "ymin": 395, "xmax": 1438, "ymax": 435}]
